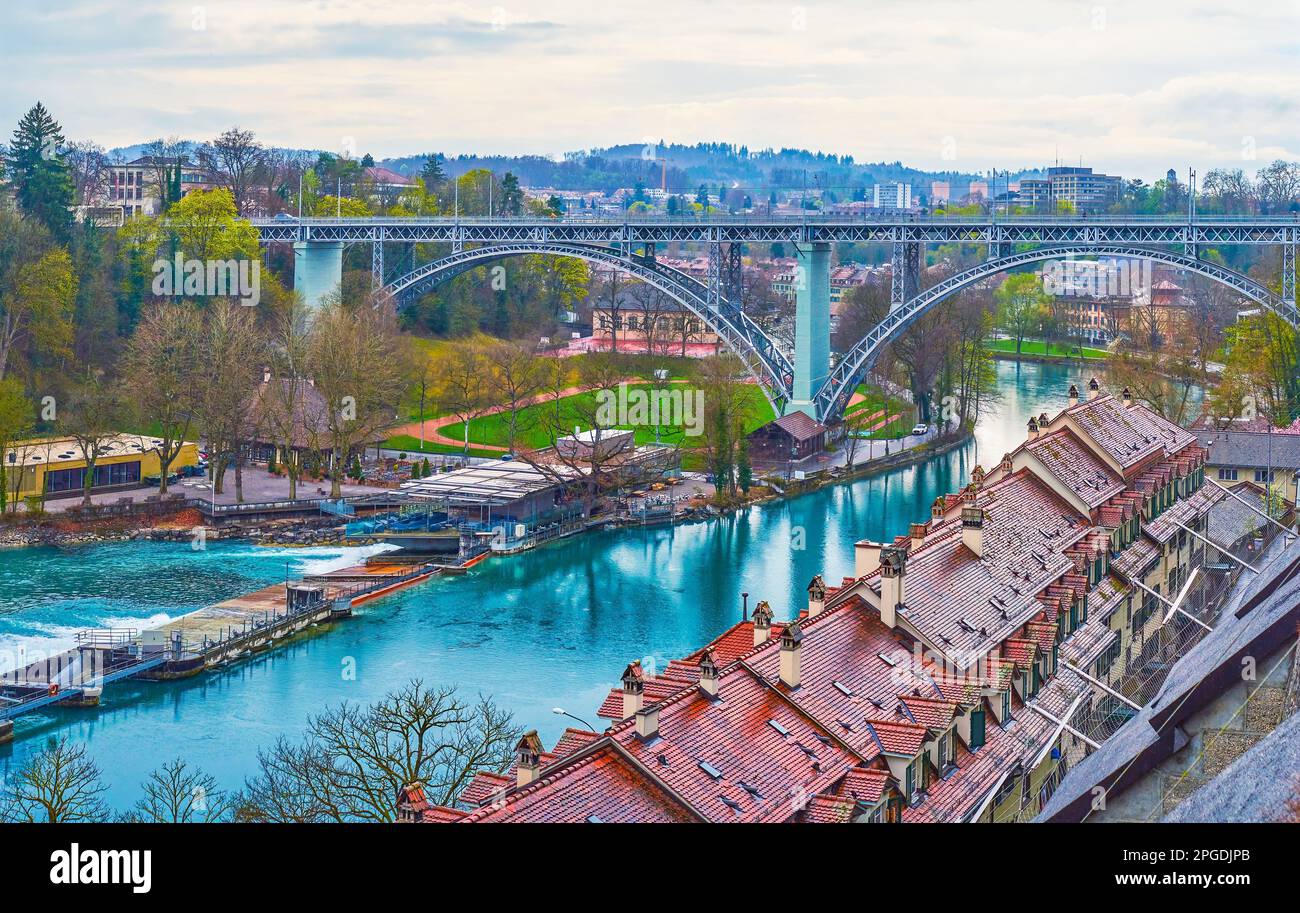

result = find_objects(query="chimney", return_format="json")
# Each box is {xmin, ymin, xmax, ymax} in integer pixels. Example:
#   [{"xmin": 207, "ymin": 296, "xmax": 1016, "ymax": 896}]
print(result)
[
  {"xmin": 1000, "ymin": 452, "xmax": 1013, "ymax": 473},
  {"xmin": 621, "ymin": 661, "xmax": 644, "ymax": 719},
  {"xmin": 931, "ymin": 497, "xmax": 945, "ymax": 521},
  {"xmin": 971, "ymin": 464, "xmax": 986, "ymax": 487},
  {"xmin": 855, "ymin": 540, "xmax": 883, "ymax": 578},
  {"xmin": 878, "ymin": 546, "xmax": 907, "ymax": 628},
  {"xmin": 1068, "ymin": 383, "xmax": 1079, "ymax": 406},
  {"xmin": 780, "ymin": 620, "xmax": 803, "ymax": 688},
  {"xmin": 807, "ymin": 575, "xmax": 827, "ymax": 616},
  {"xmin": 698, "ymin": 650, "xmax": 720, "ymax": 697},
  {"xmin": 516, "ymin": 731, "xmax": 544, "ymax": 787},
  {"xmin": 1038, "ymin": 412, "xmax": 1049, "ymax": 428},
  {"xmin": 1087, "ymin": 377, "xmax": 1100, "ymax": 400},
  {"xmin": 1122, "ymin": 387, "xmax": 1133, "ymax": 407},
  {"xmin": 751, "ymin": 600, "xmax": 774, "ymax": 646},
  {"xmin": 909, "ymin": 522, "xmax": 927, "ymax": 550},
  {"xmin": 634, "ymin": 705, "xmax": 660, "ymax": 740},
  {"xmin": 962, "ymin": 506, "xmax": 985, "ymax": 558},
  {"xmin": 1027, "ymin": 416, "xmax": 1039, "ymax": 440}
]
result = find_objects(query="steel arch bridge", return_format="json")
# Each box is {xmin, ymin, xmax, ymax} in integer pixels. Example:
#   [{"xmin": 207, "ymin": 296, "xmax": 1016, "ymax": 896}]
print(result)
[
  {"xmin": 254, "ymin": 215, "xmax": 1300, "ymax": 423},
  {"xmin": 389, "ymin": 241, "xmax": 796, "ymax": 416},
  {"xmin": 813, "ymin": 244, "xmax": 1296, "ymax": 421}
]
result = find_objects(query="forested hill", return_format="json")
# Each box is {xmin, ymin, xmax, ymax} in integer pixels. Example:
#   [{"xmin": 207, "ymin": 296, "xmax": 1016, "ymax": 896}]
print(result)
[{"xmin": 113, "ymin": 138, "xmax": 1042, "ymax": 195}]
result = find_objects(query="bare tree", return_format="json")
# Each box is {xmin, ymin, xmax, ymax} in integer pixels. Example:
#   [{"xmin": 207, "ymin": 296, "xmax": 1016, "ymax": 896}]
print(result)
[
  {"xmin": 58, "ymin": 373, "xmax": 126, "ymax": 507},
  {"xmin": 122, "ymin": 758, "xmax": 233, "ymax": 823},
  {"xmin": 259, "ymin": 293, "xmax": 314, "ymax": 499},
  {"xmin": 64, "ymin": 140, "xmax": 110, "ymax": 205},
  {"xmin": 193, "ymin": 301, "xmax": 265, "ymax": 500},
  {"xmin": 123, "ymin": 301, "xmax": 200, "ymax": 495},
  {"xmin": 307, "ymin": 295, "xmax": 407, "ymax": 498},
  {"xmin": 197, "ymin": 128, "xmax": 266, "ymax": 215},
  {"xmin": 484, "ymin": 339, "xmax": 546, "ymax": 454},
  {"xmin": 434, "ymin": 341, "xmax": 494, "ymax": 456},
  {"xmin": 235, "ymin": 680, "xmax": 521, "ymax": 823},
  {"xmin": 0, "ymin": 738, "xmax": 111, "ymax": 823}
]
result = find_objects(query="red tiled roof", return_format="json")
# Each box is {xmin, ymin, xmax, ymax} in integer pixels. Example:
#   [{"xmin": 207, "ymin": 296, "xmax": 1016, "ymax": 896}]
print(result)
[
  {"xmin": 458, "ymin": 744, "xmax": 699, "ymax": 823},
  {"xmin": 805, "ymin": 794, "xmax": 856, "ymax": 823},
  {"xmin": 835, "ymin": 766, "xmax": 894, "ymax": 805},
  {"xmin": 459, "ymin": 771, "xmax": 512, "ymax": 806},
  {"xmin": 1026, "ymin": 429, "xmax": 1125, "ymax": 507}
]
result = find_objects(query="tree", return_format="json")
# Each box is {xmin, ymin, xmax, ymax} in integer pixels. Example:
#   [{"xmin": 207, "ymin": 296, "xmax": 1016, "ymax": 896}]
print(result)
[
  {"xmin": 64, "ymin": 140, "xmax": 110, "ymax": 206},
  {"xmin": 499, "ymin": 172, "xmax": 524, "ymax": 216},
  {"xmin": 192, "ymin": 300, "xmax": 265, "ymax": 501},
  {"xmin": 236, "ymin": 681, "xmax": 521, "ymax": 823},
  {"xmin": 196, "ymin": 128, "xmax": 266, "ymax": 215},
  {"xmin": 0, "ymin": 378, "xmax": 35, "ymax": 512},
  {"xmin": 164, "ymin": 187, "xmax": 260, "ymax": 264},
  {"xmin": 307, "ymin": 295, "xmax": 407, "ymax": 498},
  {"xmin": 994, "ymin": 272, "xmax": 1051, "ymax": 356},
  {"xmin": 419, "ymin": 153, "xmax": 447, "ymax": 191},
  {"xmin": 0, "ymin": 738, "xmax": 111, "ymax": 823},
  {"xmin": 123, "ymin": 758, "xmax": 233, "ymax": 823},
  {"xmin": 59, "ymin": 374, "xmax": 126, "ymax": 507},
  {"xmin": 124, "ymin": 301, "xmax": 200, "ymax": 494},
  {"xmin": 484, "ymin": 340, "xmax": 546, "ymax": 455},
  {"xmin": 6, "ymin": 103, "xmax": 74, "ymax": 240},
  {"xmin": 258, "ymin": 293, "xmax": 315, "ymax": 499},
  {"xmin": 434, "ymin": 341, "xmax": 494, "ymax": 456},
  {"xmin": 0, "ymin": 228, "xmax": 77, "ymax": 381}
]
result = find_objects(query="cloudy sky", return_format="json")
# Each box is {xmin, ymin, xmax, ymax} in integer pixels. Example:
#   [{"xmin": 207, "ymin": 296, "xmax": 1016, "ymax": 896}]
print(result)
[{"xmin": 4, "ymin": 0, "xmax": 1299, "ymax": 178}]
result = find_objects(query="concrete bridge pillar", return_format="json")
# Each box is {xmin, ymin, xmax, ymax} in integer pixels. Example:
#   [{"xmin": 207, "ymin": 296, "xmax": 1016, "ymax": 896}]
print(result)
[
  {"xmin": 789, "ymin": 241, "xmax": 830, "ymax": 417},
  {"xmin": 293, "ymin": 241, "xmax": 344, "ymax": 310}
]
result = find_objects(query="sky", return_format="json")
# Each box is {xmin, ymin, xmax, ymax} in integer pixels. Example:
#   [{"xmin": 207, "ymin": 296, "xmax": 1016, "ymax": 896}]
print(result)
[{"xmin": 3, "ymin": 0, "xmax": 1299, "ymax": 180}]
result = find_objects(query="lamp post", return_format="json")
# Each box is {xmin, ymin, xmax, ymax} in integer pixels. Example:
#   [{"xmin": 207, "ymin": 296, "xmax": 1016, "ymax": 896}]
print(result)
[{"xmin": 552, "ymin": 707, "xmax": 596, "ymax": 732}]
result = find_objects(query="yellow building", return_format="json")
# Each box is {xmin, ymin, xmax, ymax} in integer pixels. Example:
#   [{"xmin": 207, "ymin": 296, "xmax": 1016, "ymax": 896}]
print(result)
[{"xmin": 2, "ymin": 434, "xmax": 200, "ymax": 501}]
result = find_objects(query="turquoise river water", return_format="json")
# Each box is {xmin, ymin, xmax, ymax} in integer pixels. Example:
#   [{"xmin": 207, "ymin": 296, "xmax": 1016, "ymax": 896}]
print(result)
[{"xmin": 0, "ymin": 361, "xmax": 1127, "ymax": 808}]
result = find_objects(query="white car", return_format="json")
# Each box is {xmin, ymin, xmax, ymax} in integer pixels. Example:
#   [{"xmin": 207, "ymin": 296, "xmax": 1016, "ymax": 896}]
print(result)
[{"xmin": 911, "ymin": 423, "xmax": 929, "ymax": 436}]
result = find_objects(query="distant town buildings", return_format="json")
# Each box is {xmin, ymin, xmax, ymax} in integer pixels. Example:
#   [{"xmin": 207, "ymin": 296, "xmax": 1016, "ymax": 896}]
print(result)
[{"xmin": 872, "ymin": 181, "xmax": 913, "ymax": 210}]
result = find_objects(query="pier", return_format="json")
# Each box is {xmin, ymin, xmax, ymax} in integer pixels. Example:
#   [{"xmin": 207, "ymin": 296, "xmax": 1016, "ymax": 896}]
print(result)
[{"xmin": 0, "ymin": 554, "xmax": 441, "ymax": 743}]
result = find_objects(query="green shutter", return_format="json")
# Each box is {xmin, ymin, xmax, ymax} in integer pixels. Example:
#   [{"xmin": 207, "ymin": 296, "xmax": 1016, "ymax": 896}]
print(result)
[{"xmin": 970, "ymin": 709, "xmax": 986, "ymax": 750}]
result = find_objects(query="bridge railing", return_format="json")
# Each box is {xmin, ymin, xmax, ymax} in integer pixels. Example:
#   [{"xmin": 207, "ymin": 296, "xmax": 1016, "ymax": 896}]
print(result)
[{"xmin": 253, "ymin": 213, "xmax": 1300, "ymax": 226}]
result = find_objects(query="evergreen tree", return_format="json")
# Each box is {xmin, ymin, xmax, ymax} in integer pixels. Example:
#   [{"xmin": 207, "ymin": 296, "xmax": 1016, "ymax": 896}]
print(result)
[
  {"xmin": 736, "ymin": 434, "xmax": 752, "ymax": 494},
  {"xmin": 420, "ymin": 153, "xmax": 446, "ymax": 188},
  {"xmin": 7, "ymin": 103, "xmax": 74, "ymax": 240},
  {"xmin": 500, "ymin": 172, "xmax": 523, "ymax": 216}
]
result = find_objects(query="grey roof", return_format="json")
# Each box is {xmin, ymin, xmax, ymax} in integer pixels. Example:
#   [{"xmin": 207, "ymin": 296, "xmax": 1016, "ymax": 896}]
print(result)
[
  {"xmin": 1206, "ymin": 485, "xmax": 1270, "ymax": 547},
  {"xmin": 1194, "ymin": 429, "xmax": 1300, "ymax": 471},
  {"xmin": 1038, "ymin": 533, "xmax": 1300, "ymax": 820},
  {"xmin": 1163, "ymin": 708, "xmax": 1300, "ymax": 822}
]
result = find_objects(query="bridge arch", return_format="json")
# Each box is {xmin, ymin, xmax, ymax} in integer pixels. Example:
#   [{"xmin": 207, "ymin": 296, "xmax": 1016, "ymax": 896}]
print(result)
[
  {"xmin": 389, "ymin": 241, "xmax": 795, "ymax": 414},
  {"xmin": 814, "ymin": 244, "xmax": 1297, "ymax": 423}
]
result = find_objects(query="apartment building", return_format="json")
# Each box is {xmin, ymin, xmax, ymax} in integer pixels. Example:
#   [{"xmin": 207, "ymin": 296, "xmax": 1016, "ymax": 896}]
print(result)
[{"xmin": 397, "ymin": 380, "xmax": 1230, "ymax": 824}]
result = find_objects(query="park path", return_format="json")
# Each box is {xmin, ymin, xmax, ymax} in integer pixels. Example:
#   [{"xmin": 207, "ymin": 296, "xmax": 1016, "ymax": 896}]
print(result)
[{"xmin": 389, "ymin": 383, "xmax": 592, "ymax": 453}]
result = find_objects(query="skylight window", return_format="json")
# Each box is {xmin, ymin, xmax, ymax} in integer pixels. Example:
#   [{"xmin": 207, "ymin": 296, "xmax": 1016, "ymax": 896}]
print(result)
[
  {"xmin": 832, "ymin": 680, "xmax": 853, "ymax": 697},
  {"xmin": 767, "ymin": 719, "xmax": 790, "ymax": 737},
  {"xmin": 739, "ymin": 781, "xmax": 764, "ymax": 800},
  {"xmin": 878, "ymin": 653, "xmax": 898, "ymax": 667},
  {"xmin": 699, "ymin": 760, "xmax": 723, "ymax": 779}
]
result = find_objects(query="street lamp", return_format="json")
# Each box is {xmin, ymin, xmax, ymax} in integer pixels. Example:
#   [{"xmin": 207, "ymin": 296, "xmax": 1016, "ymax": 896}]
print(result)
[{"xmin": 552, "ymin": 707, "xmax": 596, "ymax": 732}]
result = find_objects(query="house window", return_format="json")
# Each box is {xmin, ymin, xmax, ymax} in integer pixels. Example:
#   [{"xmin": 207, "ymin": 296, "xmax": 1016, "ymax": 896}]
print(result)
[
  {"xmin": 1218, "ymin": 467, "xmax": 1238, "ymax": 481},
  {"xmin": 904, "ymin": 758, "xmax": 917, "ymax": 798},
  {"xmin": 1255, "ymin": 469, "xmax": 1272, "ymax": 484},
  {"xmin": 1001, "ymin": 690, "xmax": 1011, "ymax": 723}
]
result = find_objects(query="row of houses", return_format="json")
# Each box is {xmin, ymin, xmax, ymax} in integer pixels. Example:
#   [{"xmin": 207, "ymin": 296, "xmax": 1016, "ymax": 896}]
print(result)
[{"xmin": 397, "ymin": 380, "xmax": 1260, "ymax": 823}]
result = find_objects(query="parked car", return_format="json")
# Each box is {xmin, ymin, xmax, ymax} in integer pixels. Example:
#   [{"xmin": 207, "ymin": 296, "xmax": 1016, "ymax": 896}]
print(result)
[{"xmin": 911, "ymin": 423, "xmax": 929, "ymax": 436}]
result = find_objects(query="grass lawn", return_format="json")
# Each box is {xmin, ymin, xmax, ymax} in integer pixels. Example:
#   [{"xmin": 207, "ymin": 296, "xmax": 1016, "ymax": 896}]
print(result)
[
  {"xmin": 382, "ymin": 435, "xmax": 505, "ymax": 459},
  {"xmin": 437, "ymin": 383, "xmax": 777, "ymax": 451},
  {"xmin": 845, "ymin": 383, "xmax": 915, "ymax": 438},
  {"xmin": 988, "ymin": 339, "xmax": 1109, "ymax": 359}
]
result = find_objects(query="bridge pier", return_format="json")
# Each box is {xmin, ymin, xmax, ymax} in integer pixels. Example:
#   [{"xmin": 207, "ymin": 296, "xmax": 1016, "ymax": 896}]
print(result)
[
  {"xmin": 789, "ymin": 242, "xmax": 831, "ymax": 418},
  {"xmin": 891, "ymin": 241, "xmax": 920, "ymax": 309},
  {"xmin": 293, "ymin": 241, "xmax": 344, "ymax": 310},
  {"xmin": 0, "ymin": 718, "xmax": 12, "ymax": 744}
]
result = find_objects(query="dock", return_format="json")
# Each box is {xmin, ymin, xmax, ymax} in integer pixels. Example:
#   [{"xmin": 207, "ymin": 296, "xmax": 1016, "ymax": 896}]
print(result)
[{"xmin": 0, "ymin": 554, "xmax": 445, "ymax": 743}]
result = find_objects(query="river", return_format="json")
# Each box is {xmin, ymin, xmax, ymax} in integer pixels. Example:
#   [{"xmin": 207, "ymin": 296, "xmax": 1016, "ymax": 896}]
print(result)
[{"xmin": 0, "ymin": 360, "xmax": 1140, "ymax": 808}]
